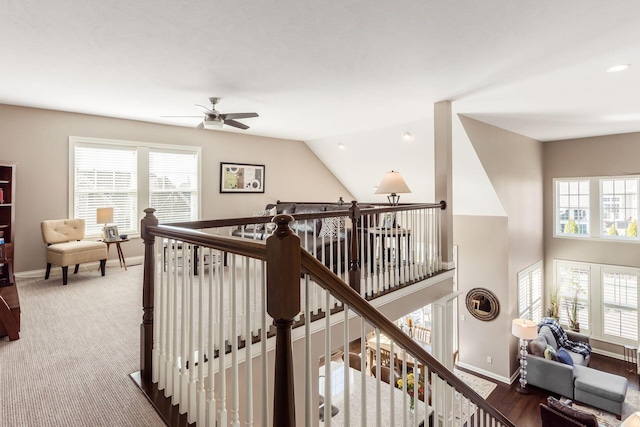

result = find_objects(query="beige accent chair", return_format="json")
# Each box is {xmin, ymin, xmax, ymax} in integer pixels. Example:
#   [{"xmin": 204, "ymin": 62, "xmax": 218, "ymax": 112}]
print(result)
[{"xmin": 41, "ymin": 219, "xmax": 107, "ymax": 285}]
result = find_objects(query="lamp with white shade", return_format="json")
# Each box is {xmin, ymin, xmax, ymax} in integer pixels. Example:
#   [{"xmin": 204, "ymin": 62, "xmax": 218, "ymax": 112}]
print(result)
[
  {"xmin": 96, "ymin": 207, "xmax": 114, "ymax": 238},
  {"xmin": 512, "ymin": 318, "xmax": 538, "ymax": 394},
  {"xmin": 375, "ymin": 170, "xmax": 411, "ymax": 206}
]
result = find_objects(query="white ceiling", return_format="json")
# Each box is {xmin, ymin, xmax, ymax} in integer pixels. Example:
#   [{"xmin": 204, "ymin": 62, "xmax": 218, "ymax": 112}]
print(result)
[{"xmin": 1, "ymin": 1, "xmax": 640, "ymax": 142}]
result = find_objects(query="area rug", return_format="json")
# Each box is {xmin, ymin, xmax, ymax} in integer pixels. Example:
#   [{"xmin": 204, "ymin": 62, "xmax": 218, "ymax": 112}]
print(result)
[{"xmin": 561, "ymin": 389, "xmax": 640, "ymax": 427}]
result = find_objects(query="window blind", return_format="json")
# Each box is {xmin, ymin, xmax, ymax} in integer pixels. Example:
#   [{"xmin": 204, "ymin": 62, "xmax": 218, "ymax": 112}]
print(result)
[
  {"xmin": 149, "ymin": 150, "xmax": 198, "ymax": 224},
  {"xmin": 74, "ymin": 144, "xmax": 138, "ymax": 236},
  {"xmin": 518, "ymin": 262, "xmax": 543, "ymax": 323},
  {"xmin": 603, "ymin": 271, "xmax": 638, "ymax": 340}
]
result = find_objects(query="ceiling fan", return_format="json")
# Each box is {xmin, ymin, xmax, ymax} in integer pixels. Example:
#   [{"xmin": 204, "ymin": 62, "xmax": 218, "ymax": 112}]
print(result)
[{"xmin": 163, "ymin": 97, "xmax": 259, "ymax": 130}]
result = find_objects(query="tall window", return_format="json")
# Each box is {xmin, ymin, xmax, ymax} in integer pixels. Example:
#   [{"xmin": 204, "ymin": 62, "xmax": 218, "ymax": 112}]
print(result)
[
  {"xmin": 518, "ymin": 261, "xmax": 543, "ymax": 323},
  {"xmin": 556, "ymin": 263, "xmax": 590, "ymax": 331},
  {"xmin": 149, "ymin": 149, "xmax": 198, "ymax": 224},
  {"xmin": 601, "ymin": 178, "xmax": 638, "ymax": 238},
  {"xmin": 602, "ymin": 269, "xmax": 638, "ymax": 341},
  {"xmin": 71, "ymin": 137, "xmax": 200, "ymax": 237},
  {"xmin": 555, "ymin": 179, "xmax": 590, "ymax": 236}
]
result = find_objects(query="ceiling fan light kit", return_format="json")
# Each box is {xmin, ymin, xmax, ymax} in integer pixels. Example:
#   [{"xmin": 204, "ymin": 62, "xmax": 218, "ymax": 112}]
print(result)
[{"xmin": 203, "ymin": 118, "xmax": 224, "ymax": 129}]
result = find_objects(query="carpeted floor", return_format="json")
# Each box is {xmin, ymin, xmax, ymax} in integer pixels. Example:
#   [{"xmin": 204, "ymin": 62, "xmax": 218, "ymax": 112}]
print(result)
[
  {"xmin": 0, "ymin": 264, "xmax": 165, "ymax": 427},
  {"xmin": 563, "ymin": 389, "xmax": 640, "ymax": 427}
]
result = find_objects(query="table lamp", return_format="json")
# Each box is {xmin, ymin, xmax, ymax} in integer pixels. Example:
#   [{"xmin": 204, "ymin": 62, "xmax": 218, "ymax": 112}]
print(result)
[
  {"xmin": 96, "ymin": 207, "xmax": 114, "ymax": 238},
  {"xmin": 511, "ymin": 318, "xmax": 538, "ymax": 394},
  {"xmin": 622, "ymin": 412, "xmax": 640, "ymax": 427},
  {"xmin": 375, "ymin": 170, "xmax": 411, "ymax": 206}
]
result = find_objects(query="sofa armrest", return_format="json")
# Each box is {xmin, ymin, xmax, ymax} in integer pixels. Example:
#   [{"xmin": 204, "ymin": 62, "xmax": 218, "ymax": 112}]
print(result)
[
  {"xmin": 565, "ymin": 330, "xmax": 590, "ymax": 345},
  {"xmin": 526, "ymin": 355, "xmax": 576, "ymax": 398}
]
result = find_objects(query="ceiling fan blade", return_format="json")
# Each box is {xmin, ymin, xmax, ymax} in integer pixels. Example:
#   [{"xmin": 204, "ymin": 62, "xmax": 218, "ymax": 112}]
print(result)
[
  {"xmin": 221, "ymin": 112, "xmax": 259, "ymax": 120},
  {"xmin": 196, "ymin": 122, "xmax": 204, "ymax": 130},
  {"xmin": 224, "ymin": 119, "xmax": 250, "ymax": 130},
  {"xmin": 196, "ymin": 104, "xmax": 217, "ymax": 116}
]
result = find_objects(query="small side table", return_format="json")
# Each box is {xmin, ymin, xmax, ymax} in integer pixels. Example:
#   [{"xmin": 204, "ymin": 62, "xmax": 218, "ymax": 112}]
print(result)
[
  {"xmin": 624, "ymin": 345, "xmax": 638, "ymax": 373},
  {"xmin": 102, "ymin": 238, "xmax": 130, "ymax": 270}
]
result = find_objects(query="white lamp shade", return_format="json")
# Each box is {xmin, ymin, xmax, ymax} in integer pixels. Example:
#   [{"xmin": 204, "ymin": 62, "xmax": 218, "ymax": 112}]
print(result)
[
  {"xmin": 375, "ymin": 171, "xmax": 411, "ymax": 195},
  {"xmin": 622, "ymin": 412, "xmax": 640, "ymax": 427},
  {"xmin": 96, "ymin": 207, "xmax": 114, "ymax": 224},
  {"xmin": 511, "ymin": 318, "xmax": 538, "ymax": 340}
]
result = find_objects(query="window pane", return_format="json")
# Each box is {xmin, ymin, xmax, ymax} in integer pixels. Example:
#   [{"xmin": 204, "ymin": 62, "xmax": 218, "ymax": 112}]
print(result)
[
  {"xmin": 601, "ymin": 178, "xmax": 638, "ymax": 238},
  {"xmin": 149, "ymin": 150, "xmax": 199, "ymax": 224},
  {"xmin": 556, "ymin": 180, "xmax": 590, "ymax": 236},
  {"xmin": 518, "ymin": 262, "xmax": 543, "ymax": 323},
  {"xmin": 603, "ymin": 271, "xmax": 638, "ymax": 340},
  {"xmin": 557, "ymin": 265, "xmax": 589, "ymax": 329},
  {"xmin": 74, "ymin": 144, "xmax": 138, "ymax": 236}
]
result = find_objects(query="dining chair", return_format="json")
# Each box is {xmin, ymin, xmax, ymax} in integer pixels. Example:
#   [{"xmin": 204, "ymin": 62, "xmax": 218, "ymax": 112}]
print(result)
[
  {"xmin": 371, "ymin": 365, "xmax": 402, "ymax": 387},
  {"xmin": 346, "ymin": 352, "xmax": 362, "ymax": 371},
  {"xmin": 378, "ymin": 347, "xmax": 392, "ymax": 368},
  {"xmin": 413, "ymin": 325, "xmax": 432, "ymax": 344}
]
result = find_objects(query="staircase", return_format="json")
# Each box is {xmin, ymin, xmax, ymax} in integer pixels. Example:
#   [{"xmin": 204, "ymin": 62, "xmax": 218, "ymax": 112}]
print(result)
[{"xmin": 133, "ymin": 203, "xmax": 515, "ymax": 427}]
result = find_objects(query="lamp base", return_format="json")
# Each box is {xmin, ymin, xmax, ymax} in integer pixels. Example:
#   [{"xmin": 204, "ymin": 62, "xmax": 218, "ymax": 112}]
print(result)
[{"xmin": 515, "ymin": 385, "xmax": 530, "ymax": 394}]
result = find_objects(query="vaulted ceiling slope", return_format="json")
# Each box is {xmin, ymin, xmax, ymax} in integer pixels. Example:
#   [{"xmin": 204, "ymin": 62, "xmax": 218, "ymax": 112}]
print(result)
[{"xmin": 1, "ymin": 1, "xmax": 639, "ymax": 142}]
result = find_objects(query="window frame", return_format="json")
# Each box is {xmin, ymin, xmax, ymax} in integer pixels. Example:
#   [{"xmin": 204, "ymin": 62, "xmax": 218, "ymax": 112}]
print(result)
[
  {"xmin": 554, "ymin": 178, "xmax": 591, "ymax": 238},
  {"xmin": 518, "ymin": 261, "xmax": 543, "ymax": 323},
  {"xmin": 599, "ymin": 177, "xmax": 639, "ymax": 241},
  {"xmin": 69, "ymin": 136, "xmax": 201, "ymax": 238}
]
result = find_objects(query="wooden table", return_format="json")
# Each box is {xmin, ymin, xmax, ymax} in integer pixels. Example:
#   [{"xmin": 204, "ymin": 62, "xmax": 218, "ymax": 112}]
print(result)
[
  {"xmin": 103, "ymin": 238, "xmax": 130, "ymax": 270},
  {"xmin": 367, "ymin": 332, "xmax": 431, "ymax": 373}
]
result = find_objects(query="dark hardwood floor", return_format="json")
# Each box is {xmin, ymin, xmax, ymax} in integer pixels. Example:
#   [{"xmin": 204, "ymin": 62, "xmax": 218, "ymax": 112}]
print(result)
[{"xmin": 482, "ymin": 353, "xmax": 639, "ymax": 427}]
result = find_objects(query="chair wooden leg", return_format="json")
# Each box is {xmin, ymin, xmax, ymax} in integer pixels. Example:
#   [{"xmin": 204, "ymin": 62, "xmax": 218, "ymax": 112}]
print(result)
[
  {"xmin": 62, "ymin": 266, "xmax": 68, "ymax": 285},
  {"xmin": 45, "ymin": 263, "xmax": 51, "ymax": 280},
  {"xmin": 100, "ymin": 259, "xmax": 106, "ymax": 276},
  {"xmin": 74, "ymin": 264, "xmax": 80, "ymax": 274}
]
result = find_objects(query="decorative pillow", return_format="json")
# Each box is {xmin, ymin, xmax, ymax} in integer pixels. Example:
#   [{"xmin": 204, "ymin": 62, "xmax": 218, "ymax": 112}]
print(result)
[
  {"xmin": 528, "ymin": 335, "xmax": 547, "ymax": 357},
  {"xmin": 556, "ymin": 347, "xmax": 574, "ymax": 365},
  {"xmin": 539, "ymin": 326, "xmax": 558, "ymax": 350},
  {"xmin": 544, "ymin": 345, "xmax": 557, "ymax": 361},
  {"xmin": 245, "ymin": 207, "xmax": 276, "ymax": 230},
  {"xmin": 546, "ymin": 397, "xmax": 598, "ymax": 427},
  {"xmin": 318, "ymin": 217, "xmax": 346, "ymax": 238}
]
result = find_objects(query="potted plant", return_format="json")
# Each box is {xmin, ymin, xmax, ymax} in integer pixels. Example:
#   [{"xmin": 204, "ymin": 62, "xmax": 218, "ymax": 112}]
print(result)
[{"xmin": 566, "ymin": 284, "xmax": 583, "ymax": 332}]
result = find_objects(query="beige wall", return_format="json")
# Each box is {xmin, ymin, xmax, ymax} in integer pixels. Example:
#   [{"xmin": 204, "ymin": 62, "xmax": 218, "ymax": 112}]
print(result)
[
  {"xmin": 0, "ymin": 104, "xmax": 352, "ymax": 273},
  {"xmin": 544, "ymin": 131, "xmax": 640, "ymax": 355},
  {"xmin": 454, "ymin": 116, "xmax": 544, "ymax": 380}
]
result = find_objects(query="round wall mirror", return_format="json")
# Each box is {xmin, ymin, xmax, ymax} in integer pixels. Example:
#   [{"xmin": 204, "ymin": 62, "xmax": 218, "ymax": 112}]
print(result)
[{"xmin": 465, "ymin": 288, "xmax": 500, "ymax": 321}]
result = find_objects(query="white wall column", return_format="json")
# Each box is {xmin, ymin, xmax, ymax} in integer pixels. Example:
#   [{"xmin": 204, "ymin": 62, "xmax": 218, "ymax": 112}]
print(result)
[
  {"xmin": 434, "ymin": 101, "xmax": 453, "ymax": 269},
  {"xmin": 432, "ymin": 292, "xmax": 458, "ymax": 371}
]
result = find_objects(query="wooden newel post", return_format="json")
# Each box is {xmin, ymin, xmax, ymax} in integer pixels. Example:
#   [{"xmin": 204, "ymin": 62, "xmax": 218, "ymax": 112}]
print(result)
[
  {"xmin": 266, "ymin": 214, "xmax": 301, "ymax": 427},
  {"xmin": 140, "ymin": 208, "xmax": 158, "ymax": 382},
  {"xmin": 348, "ymin": 201, "xmax": 361, "ymax": 293}
]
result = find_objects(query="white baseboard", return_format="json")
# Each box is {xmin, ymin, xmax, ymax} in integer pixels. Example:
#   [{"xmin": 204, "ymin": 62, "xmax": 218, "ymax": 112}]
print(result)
[
  {"xmin": 14, "ymin": 256, "xmax": 144, "ymax": 279},
  {"xmin": 455, "ymin": 361, "xmax": 511, "ymax": 385}
]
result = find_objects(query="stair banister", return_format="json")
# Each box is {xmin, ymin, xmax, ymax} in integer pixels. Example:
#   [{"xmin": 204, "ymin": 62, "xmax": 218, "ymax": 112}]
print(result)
[{"xmin": 266, "ymin": 214, "xmax": 301, "ymax": 427}]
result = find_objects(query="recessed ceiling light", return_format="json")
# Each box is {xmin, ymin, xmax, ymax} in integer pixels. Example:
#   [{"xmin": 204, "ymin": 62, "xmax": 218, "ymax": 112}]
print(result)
[
  {"xmin": 607, "ymin": 64, "xmax": 630, "ymax": 73},
  {"xmin": 402, "ymin": 132, "xmax": 413, "ymax": 141},
  {"xmin": 338, "ymin": 143, "xmax": 345, "ymax": 149}
]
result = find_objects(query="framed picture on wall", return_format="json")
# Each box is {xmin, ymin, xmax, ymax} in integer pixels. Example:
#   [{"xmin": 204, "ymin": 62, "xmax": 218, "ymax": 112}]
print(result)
[{"xmin": 220, "ymin": 162, "xmax": 265, "ymax": 193}]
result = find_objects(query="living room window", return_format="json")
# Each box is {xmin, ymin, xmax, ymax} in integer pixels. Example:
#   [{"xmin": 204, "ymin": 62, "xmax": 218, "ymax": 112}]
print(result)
[
  {"xmin": 602, "ymin": 268, "xmax": 638, "ymax": 341},
  {"xmin": 555, "ymin": 262, "xmax": 590, "ymax": 332},
  {"xmin": 555, "ymin": 179, "xmax": 590, "ymax": 236},
  {"xmin": 70, "ymin": 137, "xmax": 200, "ymax": 237},
  {"xmin": 553, "ymin": 260, "xmax": 640, "ymax": 346},
  {"xmin": 518, "ymin": 261, "xmax": 543, "ymax": 323},
  {"xmin": 600, "ymin": 178, "xmax": 638, "ymax": 239}
]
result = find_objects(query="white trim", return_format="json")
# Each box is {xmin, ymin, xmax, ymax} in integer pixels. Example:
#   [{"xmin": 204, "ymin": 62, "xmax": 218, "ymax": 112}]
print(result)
[{"xmin": 455, "ymin": 361, "xmax": 511, "ymax": 385}]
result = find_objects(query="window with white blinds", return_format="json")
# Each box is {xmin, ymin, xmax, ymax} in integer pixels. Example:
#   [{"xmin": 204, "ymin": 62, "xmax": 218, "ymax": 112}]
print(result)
[
  {"xmin": 518, "ymin": 261, "xmax": 543, "ymax": 323},
  {"xmin": 602, "ymin": 269, "xmax": 638, "ymax": 341},
  {"xmin": 149, "ymin": 150, "xmax": 198, "ymax": 224},
  {"xmin": 70, "ymin": 137, "xmax": 200, "ymax": 237},
  {"xmin": 73, "ymin": 144, "xmax": 138, "ymax": 237},
  {"xmin": 556, "ymin": 263, "xmax": 590, "ymax": 330}
]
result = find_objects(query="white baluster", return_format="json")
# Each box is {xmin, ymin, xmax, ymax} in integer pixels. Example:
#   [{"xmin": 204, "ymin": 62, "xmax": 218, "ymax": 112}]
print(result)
[
  {"xmin": 244, "ymin": 257, "xmax": 253, "ymax": 427},
  {"xmin": 323, "ymin": 289, "xmax": 332, "ymax": 427},
  {"xmin": 230, "ymin": 254, "xmax": 240, "ymax": 427},
  {"xmin": 218, "ymin": 255, "xmax": 228, "ymax": 425},
  {"xmin": 179, "ymin": 244, "xmax": 189, "ymax": 414}
]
